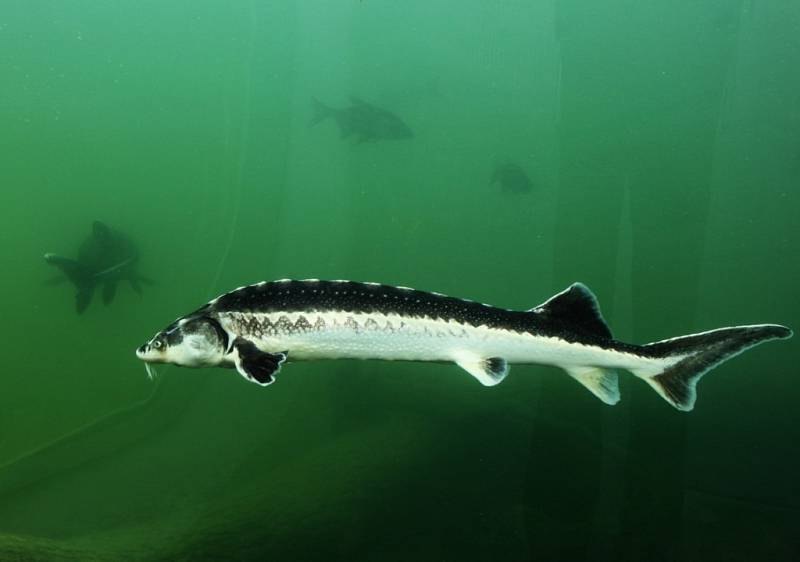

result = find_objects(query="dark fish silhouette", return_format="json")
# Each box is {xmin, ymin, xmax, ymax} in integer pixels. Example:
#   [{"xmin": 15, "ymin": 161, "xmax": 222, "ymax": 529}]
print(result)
[
  {"xmin": 45, "ymin": 221, "xmax": 151, "ymax": 314},
  {"xmin": 491, "ymin": 163, "xmax": 533, "ymax": 193},
  {"xmin": 311, "ymin": 96, "xmax": 413, "ymax": 143}
]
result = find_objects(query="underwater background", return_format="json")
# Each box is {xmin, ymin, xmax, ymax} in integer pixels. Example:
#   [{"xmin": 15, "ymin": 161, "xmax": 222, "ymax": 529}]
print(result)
[{"xmin": 1, "ymin": 1, "xmax": 798, "ymax": 560}]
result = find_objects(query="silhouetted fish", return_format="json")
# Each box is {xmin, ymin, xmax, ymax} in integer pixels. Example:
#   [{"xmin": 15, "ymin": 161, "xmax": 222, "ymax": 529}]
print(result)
[
  {"xmin": 491, "ymin": 163, "xmax": 533, "ymax": 193},
  {"xmin": 45, "ymin": 221, "xmax": 152, "ymax": 314},
  {"xmin": 311, "ymin": 96, "xmax": 413, "ymax": 143}
]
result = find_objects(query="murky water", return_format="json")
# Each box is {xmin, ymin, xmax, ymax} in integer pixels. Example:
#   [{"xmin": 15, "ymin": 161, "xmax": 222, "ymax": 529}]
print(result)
[{"xmin": 1, "ymin": 1, "xmax": 798, "ymax": 560}]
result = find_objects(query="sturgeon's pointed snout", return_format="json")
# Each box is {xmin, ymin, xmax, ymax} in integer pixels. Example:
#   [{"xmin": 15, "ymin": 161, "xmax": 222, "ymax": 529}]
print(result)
[{"xmin": 136, "ymin": 343, "xmax": 161, "ymax": 362}]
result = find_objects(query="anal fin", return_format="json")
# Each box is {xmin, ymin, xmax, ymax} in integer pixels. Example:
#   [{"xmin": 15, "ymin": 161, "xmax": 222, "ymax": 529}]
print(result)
[
  {"xmin": 564, "ymin": 366, "xmax": 620, "ymax": 405},
  {"xmin": 454, "ymin": 352, "xmax": 509, "ymax": 387},
  {"xmin": 231, "ymin": 338, "xmax": 288, "ymax": 386}
]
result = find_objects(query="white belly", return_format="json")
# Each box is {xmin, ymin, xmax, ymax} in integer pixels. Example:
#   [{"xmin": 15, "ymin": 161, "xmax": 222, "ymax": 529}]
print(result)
[{"xmin": 218, "ymin": 311, "xmax": 654, "ymax": 371}]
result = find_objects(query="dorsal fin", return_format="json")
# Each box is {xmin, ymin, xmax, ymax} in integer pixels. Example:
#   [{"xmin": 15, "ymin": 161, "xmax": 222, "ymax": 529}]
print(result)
[{"xmin": 531, "ymin": 283, "xmax": 612, "ymax": 340}]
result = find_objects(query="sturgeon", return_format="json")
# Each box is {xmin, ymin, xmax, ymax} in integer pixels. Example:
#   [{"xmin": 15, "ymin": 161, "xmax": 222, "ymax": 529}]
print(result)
[{"xmin": 135, "ymin": 279, "xmax": 792, "ymax": 411}]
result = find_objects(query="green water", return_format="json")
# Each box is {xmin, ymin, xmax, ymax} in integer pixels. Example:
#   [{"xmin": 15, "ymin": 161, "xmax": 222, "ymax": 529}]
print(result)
[{"xmin": 2, "ymin": 1, "xmax": 798, "ymax": 560}]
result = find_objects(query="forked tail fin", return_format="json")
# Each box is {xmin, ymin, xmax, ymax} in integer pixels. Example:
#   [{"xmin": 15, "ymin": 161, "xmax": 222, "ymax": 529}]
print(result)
[{"xmin": 631, "ymin": 324, "xmax": 792, "ymax": 411}]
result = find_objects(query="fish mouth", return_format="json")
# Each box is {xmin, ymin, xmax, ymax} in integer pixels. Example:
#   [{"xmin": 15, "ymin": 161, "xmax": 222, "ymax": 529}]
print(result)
[
  {"xmin": 136, "ymin": 344, "xmax": 164, "ymax": 363},
  {"xmin": 136, "ymin": 344, "xmax": 164, "ymax": 381}
]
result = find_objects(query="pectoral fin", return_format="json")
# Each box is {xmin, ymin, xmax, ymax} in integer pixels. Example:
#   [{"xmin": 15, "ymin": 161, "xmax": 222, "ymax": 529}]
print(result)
[
  {"xmin": 102, "ymin": 280, "xmax": 118, "ymax": 305},
  {"xmin": 453, "ymin": 351, "xmax": 509, "ymax": 386},
  {"xmin": 231, "ymin": 338, "xmax": 287, "ymax": 386}
]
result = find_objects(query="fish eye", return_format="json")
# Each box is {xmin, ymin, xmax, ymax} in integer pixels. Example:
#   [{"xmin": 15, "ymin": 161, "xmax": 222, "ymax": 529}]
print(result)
[{"xmin": 152, "ymin": 339, "xmax": 163, "ymax": 349}]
